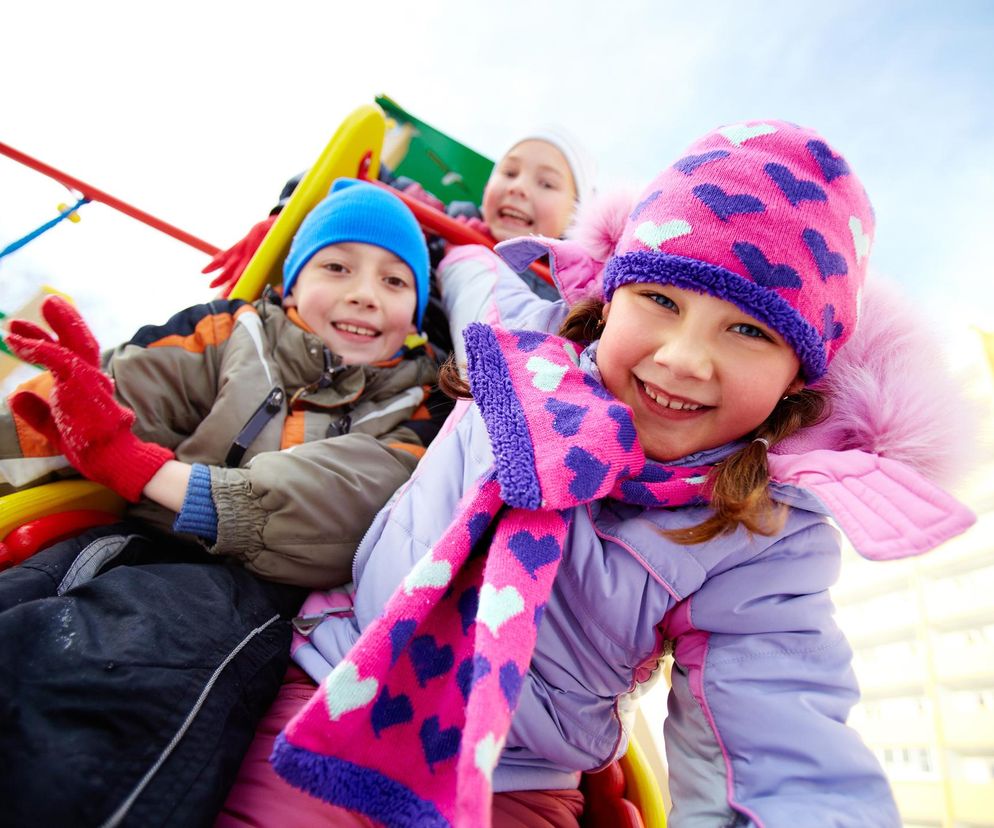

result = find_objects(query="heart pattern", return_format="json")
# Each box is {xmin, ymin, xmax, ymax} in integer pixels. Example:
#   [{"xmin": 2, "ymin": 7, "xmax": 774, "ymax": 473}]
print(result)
[
  {"xmin": 456, "ymin": 655, "xmax": 491, "ymax": 701},
  {"xmin": 526, "ymin": 356, "xmax": 568, "ymax": 393},
  {"xmin": 634, "ymin": 219, "xmax": 692, "ymax": 250},
  {"xmin": 630, "ymin": 189, "xmax": 662, "ymax": 221},
  {"xmin": 822, "ymin": 304, "xmax": 844, "ymax": 342},
  {"xmin": 420, "ymin": 716, "xmax": 461, "ymax": 769},
  {"xmin": 389, "ymin": 619, "xmax": 417, "ymax": 663},
  {"xmin": 477, "ymin": 583, "xmax": 525, "ymax": 636},
  {"xmin": 468, "ymin": 512, "xmax": 492, "ymax": 547},
  {"xmin": 324, "ymin": 661, "xmax": 378, "ymax": 720},
  {"xmin": 474, "ymin": 732, "xmax": 504, "ymax": 779},
  {"xmin": 546, "ymin": 398, "xmax": 588, "ymax": 437},
  {"xmin": 693, "ymin": 184, "xmax": 765, "ymax": 222},
  {"xmin": 584, "ymin": 373, "xmax": 614, "ymax": 401},
  {"xmin": 371, "ymin": 687, "xmax": 413, "ymax": 736},
  {"xmin": 608, "ymin": 404, "xmax": 637, "ymax": 451},
  {"xmin": 765, "ymin": 163, "xmax": 827, "ymax": 207},
  {"xmin": 849, "ymin": 216, "xmax": 870, "ymax": 262},
  {"xmin": 512, "ymin": 330, "xmax": 548, "ymax": 353},
  {"xmin": 458, "ymin": 586, "xmax": 479, "ymax": 634},
  {"xmin": 275, "ymin": 121, "xmax": 877, "ymax": 824},
  {"xmin": 402, "ymin": 554, "xmax": 452, "ymax": 595},
  {"xmin": 410, "ymin": 635, "xmax": 454, "ymax": 687},
  {"xmin": 732, "ymin": 242, "xmax": 802, "ymax": 288},
  {"xmin": 508, "ymin": 532, "xmax": 561, "ymax": 579},
  {"xmin": 499, "ymin": 662, "xmax": 523, "ymax": 707},
  {"xmin": 718, "ymin": 123, "xmax": 777, "ymax": 146},
  {"xmin": 807, "ymin": 140, "xmax": 850, "ymax": 182},
  {"xmin": 674, "ymin": 149, "xmax": 729, "ymax": 175},
  {"xmin": 803, "ymin": 229, "xmax": 848, "ymax": 280},
  {"xmin": 565, "ymin": 446, "xmax": 609, "ymax": 499}
]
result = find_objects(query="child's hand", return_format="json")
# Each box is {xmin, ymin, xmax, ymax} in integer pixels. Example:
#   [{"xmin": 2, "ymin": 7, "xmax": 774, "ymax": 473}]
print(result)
[
  {"xmin": 397, "ymin": 181, "xmax": 445, "ymax": 213},
  {"xmin": 5, "ymin": 297, "xmax": 174, "ymax": 503},
  {"xmin": 437, "ymin": 214, "xmax": 495, "ymax": 258},
  {"xmin": 203, "ymin": 215, "xmax": 278, "ymax": 297},
  {"xmin": 452, "ymin": 213, "xmax": 493, "ymax": 238}
]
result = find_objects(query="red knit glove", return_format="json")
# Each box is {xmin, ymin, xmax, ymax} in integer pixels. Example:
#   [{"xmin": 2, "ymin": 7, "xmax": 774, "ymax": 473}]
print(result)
[
  {"xmin": 203, "ymin": 215, "xmax": 278, "ymax": 297},
  {"xmin": 397, "ymin": 181, "xmax": 446, "ymax": 213},
  {"xmin": 453, "ymin": 213, "xmax": 494, "ymax": 239},
  {"xmin": 4, "ymin": 297, "xmax": 174, "ymax": 503}
]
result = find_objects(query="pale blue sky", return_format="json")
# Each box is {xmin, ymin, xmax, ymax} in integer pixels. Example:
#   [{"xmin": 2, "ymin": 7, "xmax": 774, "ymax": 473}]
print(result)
[{"xmin": 2, "ymin": 0, "xmax": 991, "ymax": 357}]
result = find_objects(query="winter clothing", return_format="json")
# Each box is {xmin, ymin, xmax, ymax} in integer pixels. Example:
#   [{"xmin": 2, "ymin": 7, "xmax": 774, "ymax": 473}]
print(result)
[
  {"xmin": 283, "ymin": 179, "xmax": 431, "ymax": 330},
  {"xmin": 1, "ymin": 293, "xmax": 439, "ymax": 588},
  {"xmin": 276, "ymin": 174, "xmax": 973, "ymax": 825},
  {"xmin": 508, "ymin": 121, "xmax": 873, "ymax": 383},
  {"xmin": 273, "ymin": 326, "xmax": 714, "ymax": 826},
  {"xmin": 0, "ymin": 287, "xmax": 442, "ymax": 826},
  {"xmin": 6, "ymin": 296, "xmax": 175, "ymax": 502},
  {"xmin": 0, "ymin": 522, "xmax": 306, "ymax": 828},
  {"xmin": 499, "ymin": 126, "xmax": 597, "ymax": 205},
  {"xmin": 437, "ymin": 243, "xmax": 559, "ymax": 367},
  {"xmin": 218, "ymin": 667, "xmax": 585, "ymax": 828}
]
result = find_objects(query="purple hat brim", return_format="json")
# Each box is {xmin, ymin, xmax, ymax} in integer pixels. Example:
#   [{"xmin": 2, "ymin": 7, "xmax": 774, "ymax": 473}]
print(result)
[{"xmin": 603, "ymin": 251, "xmax": 826, "ymax": 382}]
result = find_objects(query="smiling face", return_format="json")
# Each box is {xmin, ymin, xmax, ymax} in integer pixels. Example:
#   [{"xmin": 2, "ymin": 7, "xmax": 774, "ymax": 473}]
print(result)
[
  {"xmin": 283, "ymin": 242, "xmax": 417, "ymax": 365},
  {"xmin": 480, "ymin": 139, "xmax": 577, "ymax": 242},
  {"xmin": 595, "ymin": 284, "xmax": 804, "ymax": 462}
]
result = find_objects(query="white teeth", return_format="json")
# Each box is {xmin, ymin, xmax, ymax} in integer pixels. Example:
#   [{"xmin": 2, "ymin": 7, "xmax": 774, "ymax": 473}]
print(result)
[
  {"xmin": 642, "ymin": 382, "xmax": 704, "ymax": 411},
  {"xmin": 499, "ymin": 207, "xmax": 530, "ymax": 222},
  {"xmin": 334, "ymin": 322, "xmax": 377, "ymax": 337}
]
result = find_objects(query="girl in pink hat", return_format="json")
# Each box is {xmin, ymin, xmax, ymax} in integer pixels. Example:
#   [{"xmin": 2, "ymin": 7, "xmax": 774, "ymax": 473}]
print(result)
[{"xmin": 233, "ymin": 121, "xmax": 974, "ymax": 828}]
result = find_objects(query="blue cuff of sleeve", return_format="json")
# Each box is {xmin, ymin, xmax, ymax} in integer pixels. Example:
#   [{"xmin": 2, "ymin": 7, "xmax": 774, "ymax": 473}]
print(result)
[{"xmin": 173, "ymin": 463, "xmax": 218, "ymax": 543}]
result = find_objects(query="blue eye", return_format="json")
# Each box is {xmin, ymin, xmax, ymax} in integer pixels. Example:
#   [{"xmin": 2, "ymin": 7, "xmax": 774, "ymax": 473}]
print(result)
[
  {"xmin": 731, "ymin": 323, "xmax": 770, "ymax": 340},
  {"xmin": 646, "ymin": 292, "xmax": 678, "ymax": 311}
]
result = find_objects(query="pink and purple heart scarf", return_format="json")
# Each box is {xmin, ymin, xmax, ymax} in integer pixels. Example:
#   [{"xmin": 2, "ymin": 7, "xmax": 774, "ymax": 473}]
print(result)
[{"xmin": 271, "ymin": 323, "xmax": 713, "ymax": 827}]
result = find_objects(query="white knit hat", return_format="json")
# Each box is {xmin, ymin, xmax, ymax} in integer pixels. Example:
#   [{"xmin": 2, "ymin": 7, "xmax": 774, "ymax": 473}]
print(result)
[{"xmin": 502, "ymin": 126, "xmax": 597, "ymax": 205}]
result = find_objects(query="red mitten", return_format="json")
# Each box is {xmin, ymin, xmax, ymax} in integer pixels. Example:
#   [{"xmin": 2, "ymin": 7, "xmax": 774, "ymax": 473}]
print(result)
[
  {"xmin": 203, "ymin": 215, "xmax": 278, "ymax": 297},
  {"xmin": 5, "ymin": 297, "xmax": 174, "ymax": 502}
]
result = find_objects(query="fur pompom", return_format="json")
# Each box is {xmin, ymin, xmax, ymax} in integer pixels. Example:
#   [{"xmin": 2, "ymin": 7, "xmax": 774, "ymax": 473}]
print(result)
[
  {"xmin": 567, "ymin": 188, "xmax": 636, "ymax": 263},
  {"xmin": 777, "ymin": 278, "xmax": 978, "ymax": 486}
]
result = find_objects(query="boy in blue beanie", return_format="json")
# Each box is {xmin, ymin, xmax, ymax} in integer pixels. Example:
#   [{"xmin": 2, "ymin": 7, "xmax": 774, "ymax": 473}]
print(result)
[
  {"xmin": 282, "ymin": 178, "xmax": 430, "ymax": 364},
  {"xmin": 0, "ymin": 179, "xmax": 442, "ymax": 824}
]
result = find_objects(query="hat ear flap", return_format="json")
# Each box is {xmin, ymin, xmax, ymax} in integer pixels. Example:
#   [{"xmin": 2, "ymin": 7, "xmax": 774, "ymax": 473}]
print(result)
[{"xmin": 496, "ymin": 237, "xmax": 603, "ymax": 306}]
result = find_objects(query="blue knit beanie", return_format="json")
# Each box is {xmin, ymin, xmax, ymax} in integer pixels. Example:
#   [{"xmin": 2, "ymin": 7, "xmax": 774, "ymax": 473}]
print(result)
[{"xmin": 283, "ymin": 178, "xmax": 430, "ymax": 330}]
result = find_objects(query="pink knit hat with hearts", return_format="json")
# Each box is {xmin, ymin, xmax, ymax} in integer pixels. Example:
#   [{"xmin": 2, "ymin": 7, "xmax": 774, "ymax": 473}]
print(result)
[
  {"xmin": 603, "ymin": 121, "xmax": 873, "ymax": 383},
  {"xmin": 495, "ymin": 121, "xmax": 875, "ymax": 383},
  {"xmin": 602, "ymin": 120, "xmax": 874, "ymax": 383}
]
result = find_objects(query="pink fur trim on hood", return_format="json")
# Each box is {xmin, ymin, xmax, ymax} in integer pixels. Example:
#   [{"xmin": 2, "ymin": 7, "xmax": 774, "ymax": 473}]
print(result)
[
  {"xmin": 566, "ymin": 188, "xmax": 636, "ymax": 263},
  {"xmin": 775, "ymin": 277, "xmax": 978, "ymax": 488}
]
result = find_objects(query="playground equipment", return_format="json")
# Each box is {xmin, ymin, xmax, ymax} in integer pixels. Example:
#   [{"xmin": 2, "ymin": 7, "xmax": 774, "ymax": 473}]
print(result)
[{"xmin": 0, "ymin": 99, "xmax": 664, "ymax": 827}]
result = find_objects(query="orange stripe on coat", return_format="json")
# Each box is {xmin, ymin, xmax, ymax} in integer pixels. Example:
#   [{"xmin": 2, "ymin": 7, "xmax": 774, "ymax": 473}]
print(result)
[
  {"xmin": 389, "ymin": 442, "xmax": 426, "ymax": 459},
  {"xmin": 281, "ymin": 409, "xmax": 307, "ymax": 450},
  {"xmin": 146, "ymin": 312, "xmax": 237, "ymax": 353}
]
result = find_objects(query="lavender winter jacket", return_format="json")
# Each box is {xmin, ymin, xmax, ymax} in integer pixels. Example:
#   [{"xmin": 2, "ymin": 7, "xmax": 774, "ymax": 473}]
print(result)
[{"xmin": 294, "ymin": 246, "xmax": 974, "ymax": 826}]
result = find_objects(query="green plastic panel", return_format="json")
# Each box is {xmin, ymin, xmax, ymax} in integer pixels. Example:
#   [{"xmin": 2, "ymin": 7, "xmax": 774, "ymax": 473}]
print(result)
[{"xmin": 376, "ymin": 94, "xmax": 494, "ymax": 206}]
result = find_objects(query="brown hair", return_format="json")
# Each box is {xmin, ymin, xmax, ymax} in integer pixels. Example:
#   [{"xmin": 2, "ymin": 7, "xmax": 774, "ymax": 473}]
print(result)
[{"xmin": 440, "ymin": 297, "xmax": 827, "ymax": 544}]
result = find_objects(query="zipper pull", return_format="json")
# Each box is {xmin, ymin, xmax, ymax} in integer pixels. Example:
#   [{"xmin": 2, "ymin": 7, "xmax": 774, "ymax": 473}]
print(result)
[
  {"xmin": 292, "ymin": 606, "xmax": 353, "ymax": 636},
  {"xmin": 316, "ymin": 348, "xmax": 345, "ymax": 388}
]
